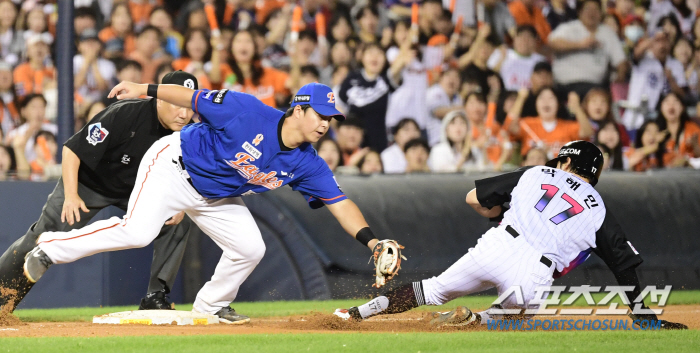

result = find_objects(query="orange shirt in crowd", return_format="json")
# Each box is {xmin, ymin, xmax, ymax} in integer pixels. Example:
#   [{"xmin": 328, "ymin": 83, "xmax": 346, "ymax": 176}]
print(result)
[
  {"xmin": 662, "ymin": 121, "xmax": 700, "ymax": 166},
  {"xmin": 508, "ymin": 0, "xmax": 551, "ymax": 44},
  {"xmin": 172, "ymin": 58, "xmax": 230, "ymax": 90},
  {"xmin": 128, "ymin": 1, "xmax": 162, "ymax": 29},
  {"xmin": 624, "ymin": 147, "xmax": 660, "ymax": 172},
  {"xmin": 220, "ymin": 66, "xmax": 290, "ymax": 108},
  {"xmin": 13, "ymin": 63, "xmax": 55, "ymax": 98},
  {"xmin": 506, "ymin": 115, "xmax": 580, "ymax": 157},
  {"xmin": 471, "ymin": 102, "xmax": 508, "ymax": 164},
  {"xmin": 98, "ymin": 27, "xmax": 136, "ymax": 56}
]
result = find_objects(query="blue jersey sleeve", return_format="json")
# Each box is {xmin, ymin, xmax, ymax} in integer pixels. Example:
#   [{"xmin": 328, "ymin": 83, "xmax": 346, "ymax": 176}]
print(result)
[
  {"xmin": 192, "ymin": 88, "xmax": 250, "ymax": 129},
  {"xmin": 290, "ymin": 158, "xmax": 347, "ymax": 209}
]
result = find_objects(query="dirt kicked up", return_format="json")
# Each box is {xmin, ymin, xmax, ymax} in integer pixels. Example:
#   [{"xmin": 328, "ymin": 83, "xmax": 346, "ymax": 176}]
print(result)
[{"xmin": 0, "ymin": 305, "xmax": 697, "ymax": 337}]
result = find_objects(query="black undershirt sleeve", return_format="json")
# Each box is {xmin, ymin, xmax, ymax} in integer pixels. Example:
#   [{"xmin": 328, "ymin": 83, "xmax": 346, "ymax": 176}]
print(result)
[{"xmin": 475, "ymin": 166, "xmax": 534, "ymax": 209}]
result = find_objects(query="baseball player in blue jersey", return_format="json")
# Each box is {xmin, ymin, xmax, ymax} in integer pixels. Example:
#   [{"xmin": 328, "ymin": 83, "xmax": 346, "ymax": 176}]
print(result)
[{"xmin": 22, "ymin": 81, "xmax": 404, "ymax": 324}]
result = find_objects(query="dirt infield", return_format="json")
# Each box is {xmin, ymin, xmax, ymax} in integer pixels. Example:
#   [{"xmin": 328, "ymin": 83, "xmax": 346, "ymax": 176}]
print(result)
[{"xmin": 0, "ymin": 305, "xmax": 698, "ymax": 337}]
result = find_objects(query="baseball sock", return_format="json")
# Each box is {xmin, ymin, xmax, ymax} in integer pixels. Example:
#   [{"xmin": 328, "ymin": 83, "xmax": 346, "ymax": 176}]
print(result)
[{"xmin": 353, "ymin": 282, "xmax": 425, "ymax": 320}]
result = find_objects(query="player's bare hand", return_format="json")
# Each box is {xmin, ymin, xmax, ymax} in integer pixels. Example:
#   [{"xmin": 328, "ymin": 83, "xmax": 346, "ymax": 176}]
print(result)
[
  {"xmin": 108, "ymin": 81, "xmax": 147, "ymax": 100},
  {"xmin": 165, "ymin": 211, "xmax": 185, "ymax": 226},
  {"xmin": 62, "ymin": 193, "xmax": 89, "ymax": 226}
]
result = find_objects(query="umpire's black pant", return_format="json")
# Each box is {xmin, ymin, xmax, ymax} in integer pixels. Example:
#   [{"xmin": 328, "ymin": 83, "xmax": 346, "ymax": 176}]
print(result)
[{"xmin": 0, "ymin": 178, "xmax": 192, "ymax": 311}]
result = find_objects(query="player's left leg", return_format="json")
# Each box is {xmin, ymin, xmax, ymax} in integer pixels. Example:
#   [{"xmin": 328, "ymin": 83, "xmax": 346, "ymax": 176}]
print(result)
[
  {"xmin": 336, "ymin": 228, "xmax": 512, "ymax": 322},
  {"xmin": 186, "ymin": 196, "xmax": 265, "ymax": 324}
]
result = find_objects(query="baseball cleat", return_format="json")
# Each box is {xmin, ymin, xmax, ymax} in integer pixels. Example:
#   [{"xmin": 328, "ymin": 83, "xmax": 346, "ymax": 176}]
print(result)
[
  {"xmin": 23, "ymin": 247, "xmax": 53, "ymax": 283},
  {"xmin": 429, "ymin": 306, "xmax": 479, "ymax": 327},
  {"xmin": 215, "ymin": 306, "xmax": 251, "ymax": 324},
  {"xmin": 333, "ymin": 307, "xmax": 362, "ymax": 321},
  {"xmin": 333, "ymin": 308, "xmax": 351, "ymax": 320},
  {"xmin": 139, "ymin": 290, "xmax": 175, "ymax": 310}
]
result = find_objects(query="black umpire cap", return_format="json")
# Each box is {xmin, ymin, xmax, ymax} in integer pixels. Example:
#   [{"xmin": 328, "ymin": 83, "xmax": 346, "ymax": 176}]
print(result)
[
  {"xmin": 545, "ymin": 140, "xmax": 604, "ymax": 186},
  {"xmin": 161, "ymin": 70, "xmax": 198, "ymax": 90}
]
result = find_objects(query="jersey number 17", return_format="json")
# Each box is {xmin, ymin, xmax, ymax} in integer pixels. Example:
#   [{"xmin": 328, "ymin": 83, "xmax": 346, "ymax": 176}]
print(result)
[{"xmin": 534, "ymin": 184, "xmax": 584, "ymax": 225}]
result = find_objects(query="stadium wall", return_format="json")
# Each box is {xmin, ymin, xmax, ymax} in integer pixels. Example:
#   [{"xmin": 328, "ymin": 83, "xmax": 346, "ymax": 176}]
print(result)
[{"xmin": 1, "ymin": 171, "xmax": 699, "ymax": 308}]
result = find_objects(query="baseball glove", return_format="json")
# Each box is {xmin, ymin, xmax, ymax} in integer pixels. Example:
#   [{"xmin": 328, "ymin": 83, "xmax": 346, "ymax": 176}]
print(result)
[
  {"xmin": 627, "ymin": 313, "xmax": 688, "ymax": 330},
  {"xmin": 371, "ymin": 239, "xmax": 406, "ymax": 288}
]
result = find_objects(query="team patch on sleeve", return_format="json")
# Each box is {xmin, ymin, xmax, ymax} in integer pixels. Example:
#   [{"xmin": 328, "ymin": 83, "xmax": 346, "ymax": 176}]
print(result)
[
  {"xmin": 86, "ymin": 123, "xmax": 109, "ymax": 146},
  {"xmin": 213, "ymin": 89, "xmax": 229, "ymax": 104}
]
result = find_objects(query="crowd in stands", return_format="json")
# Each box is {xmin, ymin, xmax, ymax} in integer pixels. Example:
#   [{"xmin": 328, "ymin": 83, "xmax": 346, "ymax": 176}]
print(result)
[{"xmin": 1, "ymin": 0, "xmax": 700, "ymax": 181}]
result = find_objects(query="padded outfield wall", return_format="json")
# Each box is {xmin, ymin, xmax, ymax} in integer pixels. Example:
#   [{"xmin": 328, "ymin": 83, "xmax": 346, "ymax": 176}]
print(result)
[{"xmin": 1, "ymin": 170, "xmax": 698, "ymax": 308}]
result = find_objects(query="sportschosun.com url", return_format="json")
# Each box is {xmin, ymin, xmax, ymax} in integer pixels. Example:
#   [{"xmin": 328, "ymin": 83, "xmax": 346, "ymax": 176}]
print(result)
[{"xmin": 486, "ymin": 319, "xmax": 663, "ymax": 331}]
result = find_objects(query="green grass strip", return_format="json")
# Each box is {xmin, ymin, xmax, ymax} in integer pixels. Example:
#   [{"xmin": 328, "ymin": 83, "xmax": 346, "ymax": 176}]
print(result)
[{"xmin": 1, "ymin": 331, "xmax": 699, "ymax": 353}]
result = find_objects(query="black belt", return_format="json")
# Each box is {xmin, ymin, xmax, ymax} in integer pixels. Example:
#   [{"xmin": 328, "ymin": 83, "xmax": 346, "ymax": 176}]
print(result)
[
  {"xmin": 177, "ymin": 157, "xmax": 200, "ymax": 194},
  {"xmin": 505, "ymin": 225, "xmax": 553, "ymax": 268}
]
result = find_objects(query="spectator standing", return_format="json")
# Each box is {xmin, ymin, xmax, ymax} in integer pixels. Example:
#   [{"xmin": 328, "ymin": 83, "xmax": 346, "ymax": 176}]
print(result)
[
  {"xmin": 426, "ymin": 68, "xmax": 463, "ymax": 146},
  {"xmin": 672, "ymin": 37, "xmax": 699, "ymax": 101},
  {"xmin": 548, "ymin": 0, "xmax": 627, "ymax": 99},
  {"xmin": 545, "ymin": 0, "xmax": 578, "ymax": 31},
  {"xmin": 222, "ymin": 29, "xmax": 290, "ymax": 108},
  {"xmin": 13, "ymin": 34, "xmax": 55, "ymax": 99},
  {"xmin": 647, "ymin": 0, "xmax": 695, "ymax": 36},
  {"xmin": 622, "ymin": 31, "xmax": 686, "ymax": 130},
  {"xmin": 476, "ymin": 0, "xmax": 516, "ymax": 44},
  {"xmin": 381, "ymin": 117, "xmax": 421, "ymax": 174},
  {"xmin": 385, "ymin": 20, "xmax": 429, "ymax": 134},
  {"xmin": 355, "ymin": 5, "xmax": 380, "ymax": 44},
  {"xmin": 99, "ymin": 3, "xmax": 135, "ymax": 59},
  {"xmin": 0, "ymin": 0, "xmax": 21, "ymax": 66},
  {"xmin": 487, "ymin": 25, "xmax": 545, "ymax": 91},
  {"xmin": 508, "ymin": 0, "xmax": 551, "ymax": 45},
  {"xmin": 74, "ymin": 29, "xmax": 116, "ymax": 104},
  {"xmin": 338, "ymin": 42, "xmax": 409, "ymax": 152},
  {"xmin": 656, "ymin": 92, "xmax": 700, "ymax": 167},
  {"xmin": 458, "ymin": 25, "xmax": 498, "ymax": 92}
]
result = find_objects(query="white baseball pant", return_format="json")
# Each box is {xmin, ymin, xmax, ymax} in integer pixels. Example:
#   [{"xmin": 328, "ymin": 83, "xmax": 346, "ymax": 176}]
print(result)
[
  {"xmin": 421, "ymin": 225, "xmax": 555, "ymax": 310},
  {"xmin": 37, "ymin": 132, "xmax": 265, "ymax": 314}
]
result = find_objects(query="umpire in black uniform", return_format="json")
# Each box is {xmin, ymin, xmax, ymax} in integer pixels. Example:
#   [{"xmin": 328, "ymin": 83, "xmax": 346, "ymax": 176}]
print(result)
[{"xmin": 0, "ymin": 71, "xmax": 199, "ymax": 311}]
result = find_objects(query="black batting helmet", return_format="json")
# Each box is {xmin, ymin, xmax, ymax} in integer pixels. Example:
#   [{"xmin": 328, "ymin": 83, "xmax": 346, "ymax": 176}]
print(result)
[{"xmin": 545, "ymin": 141, "xmax": 604, "ymax": 186}]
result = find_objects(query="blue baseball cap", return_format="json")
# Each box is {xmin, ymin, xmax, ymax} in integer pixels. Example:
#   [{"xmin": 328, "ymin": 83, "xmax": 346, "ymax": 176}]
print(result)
[{"xmin": 291, "ymin": 83, "xmax": 345, "ymax": 121}]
